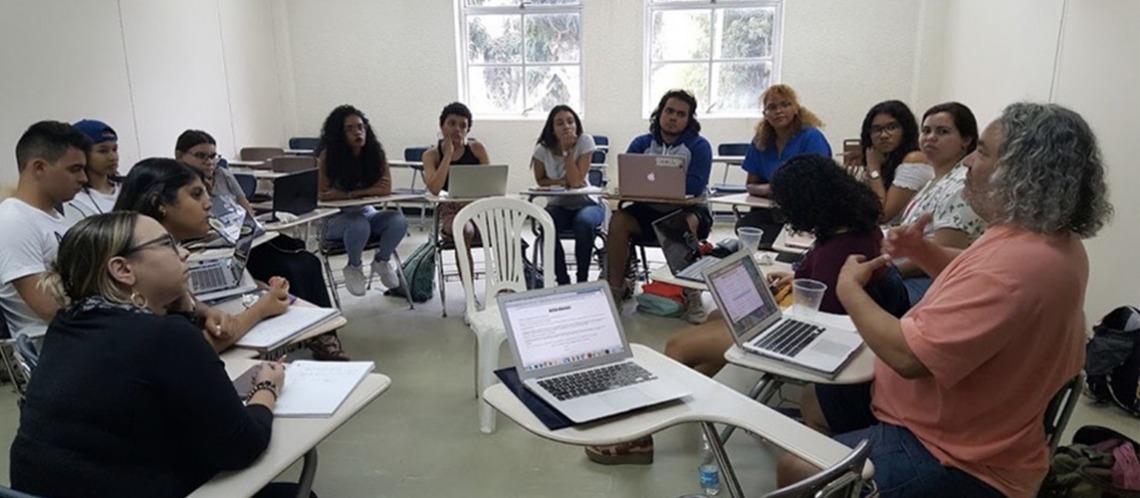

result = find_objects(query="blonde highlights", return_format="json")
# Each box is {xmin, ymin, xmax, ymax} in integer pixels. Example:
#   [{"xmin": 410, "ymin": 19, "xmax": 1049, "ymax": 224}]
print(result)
[
  {"xmin": 753, "ymin": 84, "xmax": 824, "ymax": 150},
  {"xmin": 42, "ymin": 212, "xmax": 139, "ymax": 307}
]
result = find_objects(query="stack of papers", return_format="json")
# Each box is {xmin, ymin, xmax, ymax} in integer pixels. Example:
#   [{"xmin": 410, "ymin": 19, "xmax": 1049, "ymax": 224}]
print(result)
[{"xmin": 235, "ymin": 306, "xmax": 340, "ymax": 350}]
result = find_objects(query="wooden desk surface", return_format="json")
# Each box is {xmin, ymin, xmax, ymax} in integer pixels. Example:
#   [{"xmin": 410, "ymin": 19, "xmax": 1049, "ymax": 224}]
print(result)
[
  {"xmin": 189, "ymin": 358, "xmax": 390, "ymax": 498},
  {"xmin": 483, "ymin": 344, "xmax": 871, "ymax": 476},
  {"xmin": 707, "ymin": 192, "xmax": 774, "ymax": 209}
]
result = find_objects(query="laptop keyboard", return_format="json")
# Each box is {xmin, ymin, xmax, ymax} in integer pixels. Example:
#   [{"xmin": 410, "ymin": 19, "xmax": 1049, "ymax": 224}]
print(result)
[
  {"xmin": 677, "ymin": 257, "xmax": 720, "ymax": 279},
  {"xmin": 754, "ymin": 319, "xmax": 825, "ymax": 357},
  {"xmin": 191, "ymin": 265, "xmax": 229, "ymax": 292},
  {"xmin": 538, "ymin": 362, "xmax": 657, "ymax": 401}
]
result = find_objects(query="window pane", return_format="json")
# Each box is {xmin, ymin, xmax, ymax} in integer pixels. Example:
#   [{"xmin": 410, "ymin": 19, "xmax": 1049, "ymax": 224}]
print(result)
[
  {"xmin": 715, "ymin": 8, "xmax": 775, "ymax": 59},
  {"xmin": 467, "ymin": 15, "xmax": 522, "ymax": 64},
  {"xmin": 651, "ymin": 10, "xmax": 711, "ymax": 61},
  {"xmin": 468, "ymin": 66, "xmax": 524, "ymax": 114},
  {"xmin": 525, "ymin": 14, "xmax": 581, "ymax": 63},
  {"xmin": 710, "ymin": 61, "xmax": 770, "ymax": 113},
  {"xmin": 650, "ymin": 62, "xmax": 709, "ymax": 107},
  {"xmin": 525, "ymin": 66, "xmax": 581, "ymax": 114}
]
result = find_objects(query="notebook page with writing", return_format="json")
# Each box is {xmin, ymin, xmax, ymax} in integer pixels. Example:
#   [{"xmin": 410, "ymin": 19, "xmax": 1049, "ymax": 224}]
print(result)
[
  {"xmin": 274, "ymin": 361, "xmax": 376, "ymax": 417},
  {"xmin": 235, "ymin": 306, "xmax": 339, "ymax": 350}
]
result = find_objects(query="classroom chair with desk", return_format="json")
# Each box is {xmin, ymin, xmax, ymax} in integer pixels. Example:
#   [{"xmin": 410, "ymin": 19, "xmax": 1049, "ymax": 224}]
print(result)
[
  {"xmin": 240, "ymin": 146, "xmax": 286, "ymax": 162},
  {"xmin": 453, "ymin": 197, "xmax": 556, "ymax": 434}
]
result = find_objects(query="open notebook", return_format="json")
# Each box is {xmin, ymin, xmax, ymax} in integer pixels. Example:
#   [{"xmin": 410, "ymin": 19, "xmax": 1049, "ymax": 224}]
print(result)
[
  {"xmin": 235, "ymin": 306, "xmax": 340, "ymax": 350},
  {"xmin": 232, "ymin": 361, "xmax": 375, "ymax": 418}
]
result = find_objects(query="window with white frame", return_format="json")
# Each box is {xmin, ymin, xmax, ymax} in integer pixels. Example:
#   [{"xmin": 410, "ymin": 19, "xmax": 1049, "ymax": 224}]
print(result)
[
  {"xmin": 459, "ymin": 0, "xmax": 583, "ymax": 117},
  {"xmin": 646, "ymin": 0, "xmax": 782, "ymax": 116}
]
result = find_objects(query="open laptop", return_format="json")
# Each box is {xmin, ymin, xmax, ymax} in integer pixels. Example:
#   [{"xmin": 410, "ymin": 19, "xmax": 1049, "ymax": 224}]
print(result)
[
  {"xmin": 447, "ymin": 164, "xmax": 508, "ymax": 198},
  {"xmin": 272, "ymin": 169, "xmax": 317, "ymax": 220},
  {"xmin": 617, "ymin": 154, "xmax": 688, "ymax": 199},
  {"xmin": 652, "ymin": 210, "xmax": 720, "ymax": 282},
  {"xmin": 702, "ymin": 251, "xmax": 863, "ymax": 378},
  {"xmin": 189, "ymin": 215, "xmax": 257, "ymax": 295},
  {"xmin": 498, "ymin": 282, "xmax": 690, "ymax": 423}
]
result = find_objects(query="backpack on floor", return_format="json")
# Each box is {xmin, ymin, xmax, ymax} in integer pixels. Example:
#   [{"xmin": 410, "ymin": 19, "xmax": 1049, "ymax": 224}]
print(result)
[
  {"xmin": 386, "ymin": 241, "xmax": 436, "ymax": 303},
  {"xmin": 1039, "ymin": 425, "xmax": 1140, "ymax": 498},
  {"xmin": 635, "ymin": 281, "xmax": 684, "ymax": 317},
  {"xmin": 1086, "ymin": 306, "xmax": 1140, "ymax": 418}
]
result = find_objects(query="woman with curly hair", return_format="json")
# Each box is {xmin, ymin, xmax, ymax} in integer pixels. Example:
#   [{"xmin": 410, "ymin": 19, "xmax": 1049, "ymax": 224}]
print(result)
[
  {"xmin": 317, "ymin": 105, "xmax": 409, "ymax": 297},
  {"xmin": 664, "ymin": 154, "xmax": 908, "ymax": 378},
  {"xmin": 843, "ymin": 100, "xmax": 932, "ymax": 224},
  {"xmin": 736, "ymin": 84, "xmax": 832, "ymax": 235}
]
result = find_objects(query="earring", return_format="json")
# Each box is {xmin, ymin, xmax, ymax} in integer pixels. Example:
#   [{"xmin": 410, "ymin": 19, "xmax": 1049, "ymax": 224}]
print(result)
[{"xmin": 130, "ymin": 290, "xmax": 148, "ymax": 309}]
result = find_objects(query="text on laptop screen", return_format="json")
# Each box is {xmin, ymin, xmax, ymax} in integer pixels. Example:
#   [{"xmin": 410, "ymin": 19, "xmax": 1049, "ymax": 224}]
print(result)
[
  {"xmin": 502, "ymin": 287, "xmax": 626, "ymax": 372},
  {"xmin": 707, "ymin": 257, "xmax": 779, "ymax": 337}
]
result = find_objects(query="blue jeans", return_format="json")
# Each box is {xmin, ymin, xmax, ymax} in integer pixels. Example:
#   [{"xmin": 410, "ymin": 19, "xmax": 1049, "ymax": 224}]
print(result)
[
  {"xmin": 834, "ymin": 423, "xmax": 1002, "ymax": 498},
  {"xmin": 323, "ymin": 206, "xmax": 408, "ymax": 266},
  {"xmin": 903, "ymin": 276, "xmax": 934, "ymax": 305},
  {"xmin": 545, "ymin": 203, "xmax": 606, "ymax": 284}
]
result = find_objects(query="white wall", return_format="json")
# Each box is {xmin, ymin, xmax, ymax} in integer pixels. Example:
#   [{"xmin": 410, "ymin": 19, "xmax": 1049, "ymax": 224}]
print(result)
[
  {"xmin": 924, "ymin": 0, "xmax": 1140, "ymax": 317},
  {"xmin": 0, "ymin": 0, "xmax": 288, "ymax": 188},
  {"xmin": 282, "ymin": 0, "xmax": 924, "ymax": 191}
]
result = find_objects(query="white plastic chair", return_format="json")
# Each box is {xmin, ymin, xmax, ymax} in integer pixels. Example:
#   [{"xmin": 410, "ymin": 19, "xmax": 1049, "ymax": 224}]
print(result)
[{"xmin": 453, "ymin": 197, "xmax": 556, "ymax": 433}]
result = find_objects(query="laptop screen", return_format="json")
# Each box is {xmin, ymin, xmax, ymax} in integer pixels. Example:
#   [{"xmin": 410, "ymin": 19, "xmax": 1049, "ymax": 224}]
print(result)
[
  {"xmin": 705, "ymin": 254, "xmax": 781, "ymax": 339},
  {"xmin": 501, "ymin": 285, "xmax": 626, "ymax": 373}
]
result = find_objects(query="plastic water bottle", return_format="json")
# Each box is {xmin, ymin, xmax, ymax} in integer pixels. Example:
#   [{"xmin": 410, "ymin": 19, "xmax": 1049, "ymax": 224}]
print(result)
[{"xmin": 698, "ymin": 436, "xmax": 722, "ymax": 496}]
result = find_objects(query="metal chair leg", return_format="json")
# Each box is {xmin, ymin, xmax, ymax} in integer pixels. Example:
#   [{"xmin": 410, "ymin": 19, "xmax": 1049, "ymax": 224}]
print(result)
[{"xmin": 296, "ymin": 448, "xmax": 318, "ymax": 498}]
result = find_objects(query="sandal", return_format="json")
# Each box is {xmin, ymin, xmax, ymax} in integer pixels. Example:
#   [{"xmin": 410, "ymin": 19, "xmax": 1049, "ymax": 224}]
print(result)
[
  {"xmin": 585, "ymin": 436, "xmax": 654, "ymax": 465},
  {"xmin": 308, "ymin": 333, "xmax": 350, "ymax": 362}
]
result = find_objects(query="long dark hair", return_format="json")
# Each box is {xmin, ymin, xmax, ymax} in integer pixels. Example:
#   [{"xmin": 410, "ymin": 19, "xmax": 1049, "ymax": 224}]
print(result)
[
  {"xmin": 537, "ymin": 105, "xmax": 583, "ymax": 152},
  {"xmin": 859, "ymin": 100, "xmax": 921, "ymax": 186},
  {"xmin": 174, "ymin": 129, "xmax": 216, "ymax": 154},
  {"xmin": 113, "ymin": 158, "xmax": 205, "ymax": 222},
  {"xmin": 649, "ymin": 89, "xmax": 700, "ymax": 144},
  {"xmin": 317, "ymin": 105, "xmax": 386, "ymax": 190},
  {"xmin": 770, "ymin": 154, "xmax": 881, "ymax": 243},
  {"xmin": 922, "ymin": 102, "xmax": 979, "ymax": 156}
]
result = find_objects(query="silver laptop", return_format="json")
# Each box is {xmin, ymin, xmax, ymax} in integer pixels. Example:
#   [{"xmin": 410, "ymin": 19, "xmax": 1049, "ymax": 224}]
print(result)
[
  {"xmin": 652, "ymin": 210, "xmax": 719, "ymax": 282},
  {"xmin": 498, "ymin": 282, "xmax": 690, "ymax": 423},
  {"xmin": 617, "ymin": 153, "xmax": 687, "ymax": 199},
  {"xmin": 189, "ymin": 215, "xmax": 256, "ymax": 295},
  {"xmin": 447, "ymin": 164, "xmax": 508, "ymax": 198},
  {"xmin": 702, "ymin": 251, "xmax": 863, "ymax": 378}
]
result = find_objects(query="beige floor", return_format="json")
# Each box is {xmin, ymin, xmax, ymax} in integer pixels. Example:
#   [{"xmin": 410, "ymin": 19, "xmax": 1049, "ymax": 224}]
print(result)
[{"xmin": 0, "ymin": 222, "xmax": 1135, "ymax": 497}]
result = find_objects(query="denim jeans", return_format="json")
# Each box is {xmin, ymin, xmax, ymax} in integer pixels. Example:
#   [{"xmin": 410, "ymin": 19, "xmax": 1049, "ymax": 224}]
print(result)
[
  {"xmin": 833, "ymin": 423, "xmax": 1002, "ymax": 498},
  {"xmin": 903, "ymin": 276, "xmax": 934, "ymax": 305},
  {"xmin": 323, "ymin": 206, "xmax": 408, "ymax": 267},
  {"xmin": 545, "ymin": 203, "xmax": 606, "ymax": 284}
]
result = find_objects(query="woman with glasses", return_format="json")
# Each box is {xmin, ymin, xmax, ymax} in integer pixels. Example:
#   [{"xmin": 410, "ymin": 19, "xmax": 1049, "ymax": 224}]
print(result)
[
  {"xmin": 736, "ymin": 84, "xmax": 832, "ymax": 233},
  {"xmin": 844, "ymin": 100, "xmax": 931, "ymax": 224},
  {"xmin": 174, "ymin": 131, "xmax": 346, "ymax": 360},
  {"xmin": 9, "ymin": 211, "xmax": 312, "ymax": 498},
  {"xmin": 113, "ymin": 159, "xmax": 291, "ymax": 353}
]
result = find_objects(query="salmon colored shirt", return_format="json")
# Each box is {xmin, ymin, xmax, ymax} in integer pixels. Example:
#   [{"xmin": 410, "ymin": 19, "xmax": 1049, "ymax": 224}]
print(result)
[{"xmin": 872, "ymin": 225, "xmax": 1087, "ymax": 498}]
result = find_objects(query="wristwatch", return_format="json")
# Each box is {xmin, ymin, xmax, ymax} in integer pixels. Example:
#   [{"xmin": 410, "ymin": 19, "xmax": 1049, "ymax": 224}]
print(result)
[{"xmin": 868, "ymin": 170, "xmax": 881, "ymax": 180}]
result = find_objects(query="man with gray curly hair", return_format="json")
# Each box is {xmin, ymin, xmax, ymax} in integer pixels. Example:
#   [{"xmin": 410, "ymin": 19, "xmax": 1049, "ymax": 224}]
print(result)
[{"xmin": 777, "ymin": 102, "xmax": 1112, "ymax": 498}]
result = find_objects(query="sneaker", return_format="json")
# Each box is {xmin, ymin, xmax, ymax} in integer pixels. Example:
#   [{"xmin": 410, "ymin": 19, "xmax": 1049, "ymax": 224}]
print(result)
[
  {"xmin": 308, "ymin": 333, "xmax": 350, "ymax": 361},
  {"xmin": 343, "ymin": 263, "xmax": 367, "ymax": 297},
  {"xmin": 371, "ymin": 259, "xmax": 401, "ymax": 289},
  {"xmin": 683, "ymin": 289, "xmax": 708, "ymax": 324}
]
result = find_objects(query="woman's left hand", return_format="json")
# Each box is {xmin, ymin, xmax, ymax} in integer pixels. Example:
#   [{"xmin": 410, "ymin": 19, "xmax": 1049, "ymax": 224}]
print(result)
[
  {"xmin": 203, "ymin": 307, "xmax": 237, "ymax": 339},
  {"xmin": 865, "ymin": 147, "xmax": 886, "ymax": 175}
]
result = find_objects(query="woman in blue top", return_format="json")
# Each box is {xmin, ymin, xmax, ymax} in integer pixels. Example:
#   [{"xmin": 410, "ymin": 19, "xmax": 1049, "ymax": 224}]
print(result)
[{"xmin": 737, "ymin": 84, "xmax": 831, "ymax": 233}]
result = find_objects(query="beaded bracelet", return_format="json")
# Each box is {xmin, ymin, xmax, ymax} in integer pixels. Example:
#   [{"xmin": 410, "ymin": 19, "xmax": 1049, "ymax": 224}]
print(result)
[{"xmin": 247, "ymin": 380, "xmax": 279, "ymax": 402}]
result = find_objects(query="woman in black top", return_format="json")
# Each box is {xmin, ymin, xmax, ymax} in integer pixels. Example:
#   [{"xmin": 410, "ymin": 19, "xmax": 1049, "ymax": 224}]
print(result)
[{"xmin": 9, "ymin": 212, "xmax": 306, "ymax": 498}]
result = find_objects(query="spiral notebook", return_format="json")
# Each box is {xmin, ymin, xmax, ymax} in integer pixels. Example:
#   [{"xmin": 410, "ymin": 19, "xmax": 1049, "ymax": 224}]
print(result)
[{"xmin": 274, "ymin": 361, "xmax": 375, "ymax": 418}]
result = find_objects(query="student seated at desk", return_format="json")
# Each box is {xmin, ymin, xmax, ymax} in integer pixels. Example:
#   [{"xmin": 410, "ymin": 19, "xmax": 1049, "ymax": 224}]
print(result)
[
  {"xmin": 735, "ymin": 84, "xmax": 831, "ymax": 235},
  {"xmin": 422, "ymin": 101, "xmax": 490, "ymax": 273},
  {"xmin": 113, "ymin": 159, "xmax": 290, "ymax": 353},
  {"xmin": 664, "ymin": 154, "xmax": 909, "ymax": 378},
  {"xmin": 531, "ymin": 105, "xmax": 604, "ymax": 284},
  {"xmin": 316, "ymin": 104, "xmax": 408, "ymax": 296},
  {"xmin": 604, "ymin": 89, "xmax": 712, "ymax": 325},
  {"xmin": 0, "ymin": 121, "xmax": 89, "ymax": 340},
  {"xmin": 778, "ymin": 103, "xmax": 1112, "ymax": 498},
  {"xmin": 66, "ymin": 119, "xmax": 122, "ymax": 217},
  {"xmin": 842, "ymin": 101, "xmax": 931, "ymax": 225},
  {"xmin": 176, "ymin": 130, "xmax": 346, "ymax": 360},
  {"xmin": 9, "ymin": 212, "xmax": 313, "ymax": 498},
  {"xmin": 895, "ymin": 102, "xmax": 985, "ymax": 304}
]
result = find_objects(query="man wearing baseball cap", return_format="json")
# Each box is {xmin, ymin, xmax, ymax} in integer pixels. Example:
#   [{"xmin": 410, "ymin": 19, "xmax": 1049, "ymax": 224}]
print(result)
[{"xmin": 68, "ymin": 119, "xmax": 120, "ymax": 217}]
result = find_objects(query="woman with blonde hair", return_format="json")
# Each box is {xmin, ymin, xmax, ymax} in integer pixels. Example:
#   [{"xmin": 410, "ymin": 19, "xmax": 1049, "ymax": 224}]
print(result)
[
  {"xmin": 9, "ymin": 212, "xmax": 312, "ymax": 498},
  {"xmin": 737, "ymin": 84, "xmax": 832, "ymax": 233}
]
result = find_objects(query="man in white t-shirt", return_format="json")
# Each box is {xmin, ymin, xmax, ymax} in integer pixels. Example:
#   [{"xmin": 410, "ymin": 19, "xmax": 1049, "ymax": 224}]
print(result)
[{"xmin": 0, "ymin": 121, "xmax": 90, "ymax": 338}]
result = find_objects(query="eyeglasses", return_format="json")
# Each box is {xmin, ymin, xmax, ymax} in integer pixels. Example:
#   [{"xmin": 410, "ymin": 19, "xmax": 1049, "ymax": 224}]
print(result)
[
  {"xmin": 121, "ymin": 233, "xmax": 181, "ymax": 257},
  {"xmin": 871, "ymin": 122, "xmax": 902, "ymax": 135},
  {"xmin": 188, "ymin": 151, "xmax": 219, "ymax": 162},
  {"xmin": 763, "ymin": 101, "xmax": 794, "ymax": 114}
]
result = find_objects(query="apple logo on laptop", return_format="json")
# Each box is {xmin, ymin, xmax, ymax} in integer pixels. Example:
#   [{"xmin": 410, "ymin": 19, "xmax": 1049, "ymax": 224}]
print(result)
[{"xmin": 647, "ymin": 172, "xmax": 656, "ymax": 182}]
